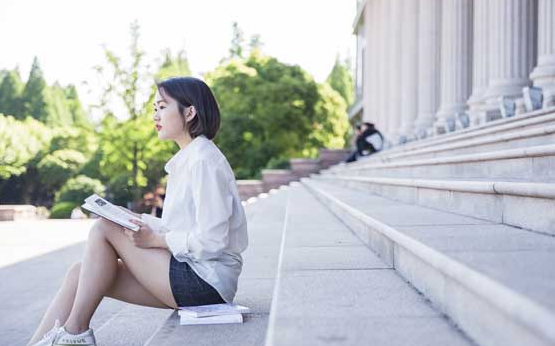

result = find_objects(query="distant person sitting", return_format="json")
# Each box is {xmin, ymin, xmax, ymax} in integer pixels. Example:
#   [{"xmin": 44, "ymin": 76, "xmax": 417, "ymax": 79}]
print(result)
[
  {"xmin": 345, "ymin": 122, "xmax": 384, "ymax": 163},
  {"xmin": 151, "ymin": 185, "xmax": 166, "ymax": 217},
  {"xmin": 359, "ymin": 122, "xmax": 384, "ymax": 155},
  {"xmin": 345, "ymin": 125, "xmax": 363, "ymax": 163}
]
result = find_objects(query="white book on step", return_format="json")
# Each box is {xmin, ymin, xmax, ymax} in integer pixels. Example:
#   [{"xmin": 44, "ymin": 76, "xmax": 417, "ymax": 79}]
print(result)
[
  {"xmin": 178, "ymin": 303, "xmax": 250, "ymax": 318},
  {"xmin": 179, "ymin": 312, "xmax": 243, "ymax": 325}
]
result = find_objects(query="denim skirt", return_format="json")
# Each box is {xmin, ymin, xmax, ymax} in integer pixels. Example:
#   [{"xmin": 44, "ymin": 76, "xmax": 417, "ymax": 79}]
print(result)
[{"xmin": 169, "ymin": 255, "xmax": 226, "ymax": 307}]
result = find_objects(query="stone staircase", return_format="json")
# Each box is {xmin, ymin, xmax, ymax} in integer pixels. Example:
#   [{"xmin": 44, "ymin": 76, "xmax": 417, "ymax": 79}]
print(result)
[
  {"xmin": 4, "ymin": 109, "xmax": 554, "ymax": 346},
  {"xmin": 299, "ymin": 108, "xmax": 555, "ymax": 345}
]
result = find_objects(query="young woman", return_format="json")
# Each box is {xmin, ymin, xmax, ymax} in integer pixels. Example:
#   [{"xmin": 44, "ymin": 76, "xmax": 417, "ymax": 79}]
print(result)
[{"xmin": 27, "ymin": 76, "xmax": 249, "ymax": 346}]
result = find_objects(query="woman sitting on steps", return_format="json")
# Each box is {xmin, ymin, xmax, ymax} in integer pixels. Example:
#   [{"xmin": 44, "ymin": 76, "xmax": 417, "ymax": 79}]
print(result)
[{"xmin": 27, "ymin": 76, "xmax": 249, "ymax": 346}]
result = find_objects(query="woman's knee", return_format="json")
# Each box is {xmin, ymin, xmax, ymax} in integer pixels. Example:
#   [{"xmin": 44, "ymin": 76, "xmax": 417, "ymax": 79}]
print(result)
[{"xmin": 89, "ymin": 218, "xmax": 116, "ymax": 240}]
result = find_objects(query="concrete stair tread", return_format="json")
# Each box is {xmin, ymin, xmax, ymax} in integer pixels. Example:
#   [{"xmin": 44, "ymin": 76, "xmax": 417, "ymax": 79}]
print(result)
[
  {"xmin": 312, "ymin": 173, "xmax": 555, "ymax": 236},
  {"xmin": 266, "ymin": 183, "xmax": 476, "ymax": 346},
  {"xmin": 94, "ymin": 303, "xmax": 173, "ymax": 346},
  {"xmin": 326, "ymin": 143, "xmax": 555, "ymax": 182},
  {"xmin": 316, "ymin": 174, "xmax": 555, "ymax": 196},
  {"xmin": 145, "ymin": 187, "xmax": 291, "ymax": 346},
  {"xmin": 303, "ymin": 178, "xmax": 555, "ymax": 314}
]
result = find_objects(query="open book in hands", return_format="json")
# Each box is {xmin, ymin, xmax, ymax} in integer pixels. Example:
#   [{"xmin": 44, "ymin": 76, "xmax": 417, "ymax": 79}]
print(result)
[{"xmin": 81, "ymin": 194, "xmax": 141, "ymax": 231}]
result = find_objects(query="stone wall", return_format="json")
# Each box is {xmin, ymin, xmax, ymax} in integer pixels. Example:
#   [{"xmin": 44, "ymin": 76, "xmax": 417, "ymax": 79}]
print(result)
[{"xmin": 237, "ymin": 148, "xmax": 351, "ymax": 201}]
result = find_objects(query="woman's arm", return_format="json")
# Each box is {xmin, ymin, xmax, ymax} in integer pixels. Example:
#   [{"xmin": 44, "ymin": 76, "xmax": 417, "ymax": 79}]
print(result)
[{"xmin": 164, "ymin": 160, "xmax": 233, "ymax": 261}]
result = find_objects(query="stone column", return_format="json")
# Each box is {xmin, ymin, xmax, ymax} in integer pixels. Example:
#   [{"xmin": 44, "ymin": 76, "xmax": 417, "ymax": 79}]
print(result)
[
  {"xmin": 377, "ymin": 0, "xmax": 390, "ymax": 137},
  {"xmin": 415, "ymin": 0, "xmax": 442, "ymax": 138},
  {"xmin": 435, "ymin": 0, "xmax": 473, "ymax": 134},
  {"xmin": 364, "ymin": 0, "xmax": 376, "ymax": 124},
  {"xmin": 467, "ymin": 0, "xmax": 489, "ymax": 126},
  {"xmin": 530, "ymin": 0, "xmax": 555, "ymax": 106},
  {"xmin": 483, "ymin": 0, "xmax": 537, "ymax": 121},
  {"xmin": 398, "ymin": 0, "xmax": 419, "ymax": 143},
  {"xmin": 387, "ymin": 0, "xmax": 403, "ymax": 143}
]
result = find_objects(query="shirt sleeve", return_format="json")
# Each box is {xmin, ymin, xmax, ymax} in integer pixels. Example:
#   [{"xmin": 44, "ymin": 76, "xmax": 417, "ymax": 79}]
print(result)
[
  {"xmin": 165, "ymin": 159, "xmax": 233, "ymax": 261},
  {"xmin": 141, "ymin": 213, "xmax": 163, "ymax": 233}
]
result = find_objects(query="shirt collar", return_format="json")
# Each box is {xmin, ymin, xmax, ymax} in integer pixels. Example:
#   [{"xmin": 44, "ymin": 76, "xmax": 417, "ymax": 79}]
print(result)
[{"xmin": 164, "ymin": 135, "xmax": 208, "ymax": 174}]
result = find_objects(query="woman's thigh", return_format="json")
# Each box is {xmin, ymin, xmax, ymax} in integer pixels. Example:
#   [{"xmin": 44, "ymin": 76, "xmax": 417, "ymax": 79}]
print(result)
[
  {"xmin": 105, "ymin": 260, "xmax": 171, "ymax": 309},
  {"xmin": 92, "ymin": 219, "xmax": 178, "ymax": 310}
]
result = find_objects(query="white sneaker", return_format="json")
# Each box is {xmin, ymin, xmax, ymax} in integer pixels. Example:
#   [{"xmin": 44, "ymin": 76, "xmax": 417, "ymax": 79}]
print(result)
[
  {"xmin": 29, "ymin": 319, "xmax": 62, "ymax": 346},
  {"xmin": 52, "ymin": 326, "xmax": 97, "ymax": 346}
]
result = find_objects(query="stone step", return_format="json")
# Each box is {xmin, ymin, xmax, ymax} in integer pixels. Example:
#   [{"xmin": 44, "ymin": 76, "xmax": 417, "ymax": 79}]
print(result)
[
  {"xmin": 144, "ymin": 187, "xmax": 291, "ymax": 346},
  {"xmin": 301, "ymin": 178, "xmax": 555, "ymax": 346},
  {"xmin": 265, "ymin": 182, "xmax": 476, "ymax": 346},
  {"xmin": 94, "ymin": 304, "xmax": 173, "ymax": 346},
  {"xmin": 338, "ymin": 109, "xmax": 555, "ymax": 168},
  {"xmin": 351, "ymin": 107, "xmax": 555, "ymax": 166},
  {"xmin": 311, "ymin": 173, "xmax": 555, "ymax": 236},
  {"xmin": 323, "ymin": 143, "xmax": 555, "ymax": 182}
]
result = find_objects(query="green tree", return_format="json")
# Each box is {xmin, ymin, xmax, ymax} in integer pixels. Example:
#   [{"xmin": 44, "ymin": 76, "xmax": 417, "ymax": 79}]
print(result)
[
  {"xmin": 229, "ymin": 22, "xmax": 245, "ymax": 59},
  {"xmin": 91, "ymin": 21, "xmax": 183, "ymax": 207},
  {"xmin": 44, "ymin": 82, "xmax": 74, "ymax": 126},
  {"xmin": 206, "ymin": 48, "xmax": 351, "ymax": 179},
  {"xmin": 0, "ymin": 114, "xmax": 51, "ymax": 181},
  {"xmin": 65, "ymin": 84, "xmax": 91, "ymax": 129},
  {"xmin": 325, "ymin": 55, "xmax": 354, "ymax": 107},
  {"xmin": 54, "ymin": 174, "xmax": 105, "ymax": 206},
  {"xmin": 37, "ymin": 149, "xmax": 88, "ymax": 192},
  {"xmin": 0, "ymin": 69, "xmax": 24, "ymax": 119},
  {"xmin": 206, "ymin": 51, "xmax": 323, "ymax": 178},
  {"xmin": 21, "ymin": 57, "xmax": 49, "ymax": 122},
  {"xmin": 156, "ymin": 49, "xmax": 192, "ymax": 79},
  {"xmin": 0, "ymin": 114, "xmax": 53, "ymax": 204},
  {"xmin": 249, "ymin": 34, "xmax": 263, "ymax": 51},
  {"xmin": 310, "ymin": 82, "xmax": 349, "ymax": 151}
]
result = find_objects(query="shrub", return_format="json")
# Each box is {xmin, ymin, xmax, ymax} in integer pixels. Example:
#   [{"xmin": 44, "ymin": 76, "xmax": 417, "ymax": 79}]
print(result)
[
  {"xmin": 49, "ymin": 201, "xmax": 78, "ymax": 219},
  {"xmin": 55, "ymin": 175, "xmax": 105, "ymax": 205},
  {"xmin": 265, "ymin": 156, "xmax": 291, "ymax": 169}
]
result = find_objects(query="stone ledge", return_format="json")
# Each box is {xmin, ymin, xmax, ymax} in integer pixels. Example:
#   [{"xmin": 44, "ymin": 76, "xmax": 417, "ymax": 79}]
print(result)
[
  {"xmin": 0, "ymin": 205, "xmax": 37, "ymax": 221},
  {"xmin": 316, "ymin": 174, "xmax": 555, "ymax": 199}
]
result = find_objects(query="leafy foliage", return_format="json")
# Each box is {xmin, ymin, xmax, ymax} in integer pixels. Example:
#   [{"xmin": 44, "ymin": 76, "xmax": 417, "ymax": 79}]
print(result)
[
  {"xmin": 0, "ymin": 114, "xmax": 52, "ymax": 180},
  {"xmin": 206, "ymin": 50, "xmax": 349, "ymax": 179},
  {"xmin": 325, "ymin": 55, "xmax": 354, "ymax": 106},
  {"xmin": 0, "ymin": 21, "xmax": 350, "ymax": 213},
  {"xmin": 49, "ymin": 201, "xmax": 79, "ymax": 219},
  {"xmin": 55, "ymin": 175, "xmax": 105, "ymax": 205}
]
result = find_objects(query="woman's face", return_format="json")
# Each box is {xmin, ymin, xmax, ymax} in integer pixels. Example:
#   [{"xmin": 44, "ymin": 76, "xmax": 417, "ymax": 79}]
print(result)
[{"xmin": 152, "ymin": 88, "xmax": 188, "ymax": 141}]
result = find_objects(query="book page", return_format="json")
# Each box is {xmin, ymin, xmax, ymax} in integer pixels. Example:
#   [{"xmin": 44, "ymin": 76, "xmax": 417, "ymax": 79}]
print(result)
[{"xmin": 82, "ymin": 194, "xmax": 142, "ymax": 231}]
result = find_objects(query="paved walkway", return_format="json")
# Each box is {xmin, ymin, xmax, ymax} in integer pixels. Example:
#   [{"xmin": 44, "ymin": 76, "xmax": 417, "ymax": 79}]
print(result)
[{"xmin": 0, "ymin": 219, "xmax": 94, "ymax": 268}]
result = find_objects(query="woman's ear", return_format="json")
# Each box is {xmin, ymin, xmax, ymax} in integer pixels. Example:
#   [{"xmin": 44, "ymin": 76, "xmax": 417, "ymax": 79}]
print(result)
[{"xmin": 186, "ymin": 106, "xmax": 197, "ymax": 123}]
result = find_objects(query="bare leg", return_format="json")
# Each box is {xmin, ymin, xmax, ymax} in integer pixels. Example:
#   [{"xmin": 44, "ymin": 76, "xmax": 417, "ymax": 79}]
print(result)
[
  {"xmin": 28, "ymin": 218, "xmax": 177, "ymax": 343},
  {"xmin": 26, "ymin": 262, "xmax": 82, "ymax": 345},
  {"xmin": 62, "ymin": 222, "xmax": 119, "ymax": 335}
]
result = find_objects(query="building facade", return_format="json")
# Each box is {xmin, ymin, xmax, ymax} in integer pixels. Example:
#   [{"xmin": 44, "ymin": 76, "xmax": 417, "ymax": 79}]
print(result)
[{"xmin": 350, "ymin": 0, "xmax": 555, "ymax": 146}]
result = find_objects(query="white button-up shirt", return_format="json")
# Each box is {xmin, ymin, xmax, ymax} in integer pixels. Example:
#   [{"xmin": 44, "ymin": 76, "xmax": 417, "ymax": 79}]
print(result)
[{"xmin": 140, "ymin": 134, "xmax": 248, "ymax": 304}]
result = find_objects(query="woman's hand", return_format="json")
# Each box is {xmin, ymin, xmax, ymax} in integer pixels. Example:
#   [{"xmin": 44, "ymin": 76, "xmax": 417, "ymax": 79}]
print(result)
[{"xmin": 124, "ymin": 219, "xmax": 162, "ymax": 249}]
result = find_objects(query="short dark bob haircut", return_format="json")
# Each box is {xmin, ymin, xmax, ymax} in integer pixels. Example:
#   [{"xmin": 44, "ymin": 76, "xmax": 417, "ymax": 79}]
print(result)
[{"xmin": 156, "ymin": 76, "xmax": 221, "ymax": 140}]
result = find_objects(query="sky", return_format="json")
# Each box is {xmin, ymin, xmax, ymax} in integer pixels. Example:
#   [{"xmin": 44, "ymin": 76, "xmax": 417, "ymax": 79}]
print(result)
[{"xmin": 0, "ymin": 0, "xmax": 356, "ymax": 120}]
